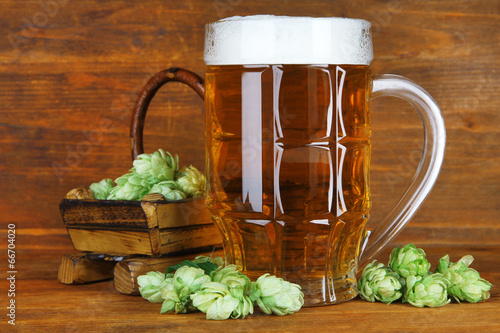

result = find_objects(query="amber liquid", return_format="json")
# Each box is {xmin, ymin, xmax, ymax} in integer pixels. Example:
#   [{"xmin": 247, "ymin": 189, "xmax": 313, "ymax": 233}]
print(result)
[{"xmin": 205, "ymin": 65, "xmax": 372, "ymax": 306}]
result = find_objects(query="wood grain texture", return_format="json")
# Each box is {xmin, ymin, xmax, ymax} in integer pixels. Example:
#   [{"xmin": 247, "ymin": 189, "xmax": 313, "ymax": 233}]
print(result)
[
  {"xmin": 66, "ymin": 228, "xmax": 161, "ymax": 255},
  {"xmin": 0, "ymin": 0, "xmax": 499, "ymax": 329},
  {"xmin": 60, "ymin": 199, "xmax": 151, "ymax": 228},
  {"xmin": 66, "ymin": 225, "xmax": 221, "ymax": 256},
  {"xmin": 1, "ymin": 0, "xmax": 498, "ymax": 245},
  {"xmin": 114, "ymin": 251, "xmax": 223, "ymax": 295},
  {"xmin": 58, "ymin": 254, "xmax": 116, "ymax": 284},
  {"xmin": 60, "ymin": 188, "xmax": 219, "ymax": 255},
  {"xmin": 60, "ymin": 195, "xmax": 211, "ymax": 229},
  {"xmin": 8, "ymin": 238, "xmax": 500, "ymax": 331}
]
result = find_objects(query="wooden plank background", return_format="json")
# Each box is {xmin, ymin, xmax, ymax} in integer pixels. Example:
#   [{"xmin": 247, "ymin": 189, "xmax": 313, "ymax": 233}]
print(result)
[{"xmin": 0, "ymin": 0, "xmax": 499, "ymax": 250}]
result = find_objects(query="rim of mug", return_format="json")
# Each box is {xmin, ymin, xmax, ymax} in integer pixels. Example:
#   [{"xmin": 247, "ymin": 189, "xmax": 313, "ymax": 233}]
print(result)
[
  {"xmin": 208, "ymin": 15, "xmax": 371, "ymax": 24},
  {"xmin": 204, "ymin": 15, "xmax": 374, "ymax": 66}
]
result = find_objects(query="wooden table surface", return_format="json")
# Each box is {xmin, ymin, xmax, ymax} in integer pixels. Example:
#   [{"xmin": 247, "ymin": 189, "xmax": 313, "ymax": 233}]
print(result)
[
  {"xmin": 1, "ymin": 0, "xmax": 499, "ymax": 331},
  {"xmin": 7, "ymin": 232, "xmax": 499, "ymax": 332}
]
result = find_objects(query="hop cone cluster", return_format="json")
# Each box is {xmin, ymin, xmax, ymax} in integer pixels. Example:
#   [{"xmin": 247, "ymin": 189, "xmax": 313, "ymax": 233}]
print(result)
[
  {"xmin": 89, "ymin": 178, "xmax": 114, "ymax": 200},
  {"xmin": 191, "ymin": 282, "xmax": 245, "ymax": 320},
  {"xmin": 357, "ymin": 244, "xmax": 492, "ymax": 308},
  {"xmin": 358, "ymin": 260, "xmax": 403, "ymax": 304},
  {"xmin": 88, "ymin": 149, "xmax": 205, "ymax": 201},
  {"xmin": 249, "ymin": 274, "xmax": 304, "ymax": 316},
  {"xmin": 149, "ymin": 180, "xmax": 186, "ymax": 201},
  {"xmin": 176, "ymin": 166, "xmax": 205, "ymax": 198},
  {"xmin": 107, "ymin": 172, "xmax": 151, "ymax": 200},
  {"xmin": 160, "ymin": 266, "xmax": 211, "ymax": 314},
  {"xmin": 389, "ymin": 244, "xmax": 431, "ymax": 278},
  {"xmin": 134, "ymin": 149, "xmax": 179, "ymax": 181},
  {"xmin": 403, "ymin": 274, "xmax": 450, "ymax": 308},
  {"xmin": 435, "ymin": 254, "xmax": 492, "ymax": 303},
  {"xmin": 138, "ymin": 262, "xmax": 304, "ymax": 320},
  {"xmin": 191, "ymin": 265, "xmax": 254, "ymax": 320},
  {"xmin": 137, "ymin": 271, "xmax": 173, "ymax": 303}
]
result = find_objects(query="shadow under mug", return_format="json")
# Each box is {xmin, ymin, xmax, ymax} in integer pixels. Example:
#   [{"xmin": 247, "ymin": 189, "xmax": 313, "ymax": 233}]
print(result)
[{"xmin": 130, "ymin": 16, "xmax": 446, "ymax": 307}]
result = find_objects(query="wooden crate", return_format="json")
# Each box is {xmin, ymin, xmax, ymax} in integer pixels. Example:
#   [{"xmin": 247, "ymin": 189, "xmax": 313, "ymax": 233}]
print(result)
[{"xmin": 60, "ymin": 188, "xmax": 221, "ymax": 256}]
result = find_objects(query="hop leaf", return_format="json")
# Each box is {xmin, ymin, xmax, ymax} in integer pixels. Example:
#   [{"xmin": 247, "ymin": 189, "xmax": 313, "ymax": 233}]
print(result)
[
  {"xmin": 435, "ymin": 255, "xmax": 492, "ymax": 303},
  {"xmin": 137, "ymin": 271, "xmax": 173, "ymax": 303},
  {"xmin": 149, "ymin": 181, "xmax": 186, "ymax": 201},
  {"xmin": 250, "ymin": 273, "xmax": 304, "ymax": 316},
  {"xmin": 389, "ymin": 244, "xmax": 431, "ymax": 278},
  {"xmin": 403, "ymin": 273, "xmax": 450, "ymax": 308},
  {"xmin": 175, "ymin": 165, "xmax": 205, "ymax": 198},
  {"xmin": 165, "ymin": 255, "xmax": 223, "ymax": 276},
  {"xmin": 89, "ymin": 178, "xmax": 114, "ymax": 200},
  {"xmin": 160, "ymin": 266, "xmax": 211, "ymax": 314},
  {"xmin": 358, "ymin": 260, "xmax": 403, "ymax": 304}
]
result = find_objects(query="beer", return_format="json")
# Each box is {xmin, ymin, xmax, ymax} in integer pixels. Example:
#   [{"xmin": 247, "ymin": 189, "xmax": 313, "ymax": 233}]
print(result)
[
  {"xmin": 204, "ymin": 16, "xmax": 373, "ymax": 306},
  {"xmin": 205, "ymin": 64, "xmax": 371, "ymax": 306}
]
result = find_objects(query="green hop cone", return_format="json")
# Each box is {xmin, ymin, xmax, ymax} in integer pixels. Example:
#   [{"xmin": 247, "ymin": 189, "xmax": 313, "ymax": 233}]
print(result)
[
  {"xmin": 149, "ymin": 180, "xmax": 186, "ymax": 201},
  {"xmin": 210, "ymin": 265, "xmax": 251, "ymax": 289},
  {"xmin": 191, "ymin": 265, "xmax": 253, "ymax": 320},
  {"xmin": 160, "ymin": 266, "xmax": 211, "ymax": 314},
  {"xmin": 403, "ymin": 273, "xmax": 451, "ymax": 308},
  {"xmin": 249, "ymin": 273, "xmax": 304, "ymax": 316},
  {"xmin": 160, "ymin": 280, "xmax": 183, "ymax": 314},
  {"xmin": 456, "ymin": 269, "xmax": 492, "ymax": 303},
  {"xmin": 435, "ymin": 254, "xmax": 492, "ymax": 303},
  {"xmin": 227, "ymin": 280, "xmax": 254, "ymax": 319},
  {"xmin": 97, "ymin": 149, "xmax": 204, "ymax": 201},
  {"xmin": 89, "ymin": 178, "xmax": 114, "ymax": 200},
  {"xmin": 191, "ymin": 281, "xmax": 246, "ymax": 320},
  {"xmin": 358, "ymin": 260, "xmax": 403, "ymax": 304},
  {"xmin": 207, "ymin": 265, "xmax": 253, "ymax": 319},
  {"xmin": 435, "ymin": 254, "xmax": 472, "ymax": 275},
  {"xmin": 194, "ymin": 255, "xmax": 224, "ymax": 268},
  {"xmin": 137, "ymin": 271, "xmax": 173, "ymax": 303},
  {"xmin": 134, "ymin": 149, "xmax": 179, "ymax": 182},
  {"xmin": 389, "ymin": 244, "xmax": 431, "ymax": 278},
  {"xmin": 175, "ymin": 165, "xmax": 206, "ymax": 198},
  {"xmin": 106, "ymin": 172, "xmax": 151, "ymax": 201}
]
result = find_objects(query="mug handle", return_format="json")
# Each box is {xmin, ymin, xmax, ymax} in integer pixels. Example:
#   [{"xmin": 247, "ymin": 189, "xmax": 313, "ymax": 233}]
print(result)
[
  {"xmin": 359, "ymin": 74, "xmax": 446, "ymax": 267},
  {"xmin": 129, "ymin": 68, "xmax": 204, "ymax": 160}
]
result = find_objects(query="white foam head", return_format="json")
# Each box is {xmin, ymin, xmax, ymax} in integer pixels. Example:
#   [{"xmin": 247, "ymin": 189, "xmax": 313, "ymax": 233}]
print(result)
[{"xmin": 204, "ymin": 15, "xmax": 373, "ymax": 65}]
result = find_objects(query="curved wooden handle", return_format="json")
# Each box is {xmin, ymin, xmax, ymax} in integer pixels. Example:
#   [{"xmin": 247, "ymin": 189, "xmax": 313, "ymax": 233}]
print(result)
[{"xmin": 129, "ymin": 68, "xmax": 204, "ymax": 160}]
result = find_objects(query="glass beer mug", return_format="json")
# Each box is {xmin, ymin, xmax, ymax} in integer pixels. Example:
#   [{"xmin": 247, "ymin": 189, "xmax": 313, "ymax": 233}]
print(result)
[{"xmin": 130, "ymin": 16, "xmax": 446, "ymax": 306}]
